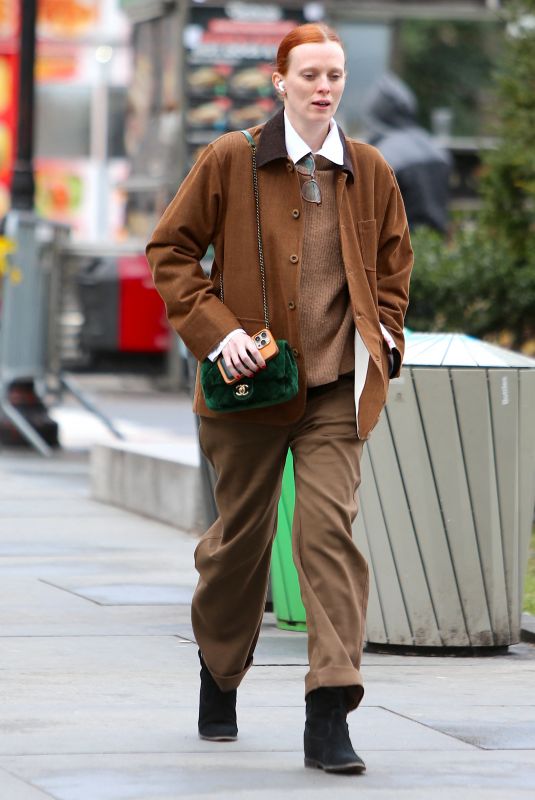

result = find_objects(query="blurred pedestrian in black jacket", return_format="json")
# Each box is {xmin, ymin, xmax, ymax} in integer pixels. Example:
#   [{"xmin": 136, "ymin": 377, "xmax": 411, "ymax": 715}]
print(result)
[{"xmin": 363, "ymin": 73, "xmax": 452, "ymax": 234}]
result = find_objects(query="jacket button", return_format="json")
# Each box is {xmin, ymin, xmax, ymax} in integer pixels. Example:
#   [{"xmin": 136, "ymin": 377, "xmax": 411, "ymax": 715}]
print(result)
[
  {"xmin": 286, "ymin": 163, "xmax": 294, "ymax": 172},
  {"xmin": 290, "ymin": 254, "xmax": 298, "ymax": 264},
  {"xmin": 292, "ymin": 209, "xmax": 300, "ymax": 218},
  {"xmin": 288, "ymin": 300, "xmax": 296, "ymax": 310},
  {"xmin": 292, "ymin": 348, "xmax": 299, "ymax": 358}
]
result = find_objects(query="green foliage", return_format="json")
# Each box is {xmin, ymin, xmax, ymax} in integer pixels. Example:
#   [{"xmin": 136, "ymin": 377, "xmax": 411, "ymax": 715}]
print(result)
[
  {"xmin": 407, "ymin": 2, "xmax": 535, "ymax": 350},
  {"xmin": 397, "ymin": 19, "xmax": 502, "ymax": 136},
  {"xmin": 480, "ymin": 1, "xmax": 535, "ymax": 267},
  {"xmin": 406, "ymin": 225, "xmax": 535, "ymax": 344}
]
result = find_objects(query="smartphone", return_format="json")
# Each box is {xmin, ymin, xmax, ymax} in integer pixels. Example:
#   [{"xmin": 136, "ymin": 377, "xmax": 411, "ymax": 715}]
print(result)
[{"xmin": 217, "ymin": 328, "xmax": 279, "ymax": 385}]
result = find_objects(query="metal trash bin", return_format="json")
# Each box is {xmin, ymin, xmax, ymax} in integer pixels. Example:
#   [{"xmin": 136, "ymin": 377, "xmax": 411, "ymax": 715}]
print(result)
[{"xmin": 355, "ymin": 333, "xmax": 535, "ymax": 650}]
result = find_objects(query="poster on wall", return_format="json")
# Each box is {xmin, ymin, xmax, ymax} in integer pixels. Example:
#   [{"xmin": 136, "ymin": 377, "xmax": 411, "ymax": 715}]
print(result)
[
  {"xmin": 184, "ymin": 3, "xmax": 306, "ymax": 167},
  {"xmin": 0, "ymin": 53, "xmax": 17, "ymax": 217},
  {"xmin": 35, "ymin": 159, "xmax": 96, "ymax": 238},
  {"xmin": 0, "ymin": 0, "xmax": 17, "ymax": 39},
  {"xmin": 0, "ymin": 0, "xmax": 17, "ymax": 216},
  {"xmin": 37, "ymin": 0, "xmax": 128, "ymax": 41},
  {"xmin": 37, "ymin": 0, "xmax": 98, "ymax": 38}
]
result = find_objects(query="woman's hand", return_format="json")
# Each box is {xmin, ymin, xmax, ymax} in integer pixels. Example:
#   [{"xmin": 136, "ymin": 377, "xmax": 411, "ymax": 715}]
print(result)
[{"xmin": 222, "ymin": 332, "xmax": 266, "ymax": 379}]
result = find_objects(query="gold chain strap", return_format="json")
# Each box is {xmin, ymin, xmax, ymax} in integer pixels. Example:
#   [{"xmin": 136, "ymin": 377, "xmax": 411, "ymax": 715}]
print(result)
[{"xmin": 219, "ymin": 130, "xmax": 270, "ymax": 330}]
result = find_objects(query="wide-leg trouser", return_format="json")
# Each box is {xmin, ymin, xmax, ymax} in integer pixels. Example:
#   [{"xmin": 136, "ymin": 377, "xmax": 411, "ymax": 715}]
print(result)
[{"xmin": 192, "ymin": 375, "xmax": 369, "ymax": 711}]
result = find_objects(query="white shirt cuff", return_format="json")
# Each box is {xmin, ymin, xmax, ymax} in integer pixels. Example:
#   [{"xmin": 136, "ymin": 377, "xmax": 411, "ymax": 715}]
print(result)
[
  {"xmin": 380, "ymin": 323, "xmax": 400, "ymax": 377},
  {"xmin": 207, "ymin": 328, "xmax": 245, "ymax": 362},
  {"xmin": 379, "ymin": 323, "xmax": 396, "ymax": 351}
]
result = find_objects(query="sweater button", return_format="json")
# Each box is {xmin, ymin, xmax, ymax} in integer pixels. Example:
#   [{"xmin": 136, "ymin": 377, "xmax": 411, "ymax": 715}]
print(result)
[
  {"xmin": 292, "ymin": 209, "xmax": 300, "ymax": 218},
  {"xmin": 288, "ymin": 300, "xmax": 296, "ymax": 310},
  {"xmin": 290, "ymin": 254, "xmax": 298, "ymax": 264},
  {"xmin": 292, "ymin": 348, "xmax": 299, "ymax": 358}
]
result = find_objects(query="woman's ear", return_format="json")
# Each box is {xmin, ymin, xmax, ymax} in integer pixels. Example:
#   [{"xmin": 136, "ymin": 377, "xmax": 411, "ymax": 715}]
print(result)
[{"xmin": 272, "ymin": 73, "xmax": 285, "ymax": 95}]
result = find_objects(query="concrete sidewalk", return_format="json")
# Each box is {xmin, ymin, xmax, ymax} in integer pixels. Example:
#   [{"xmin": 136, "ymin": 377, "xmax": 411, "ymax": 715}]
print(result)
[{"xmin": 1, "ymin": 447, "xmax": 535, "ymax": 800}]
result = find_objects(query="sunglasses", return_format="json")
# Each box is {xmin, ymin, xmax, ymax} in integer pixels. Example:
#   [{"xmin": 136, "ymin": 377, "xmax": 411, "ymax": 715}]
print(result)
[{"xmin": 295, "ymin": 153, "xmax": 322, "ymax": 204}]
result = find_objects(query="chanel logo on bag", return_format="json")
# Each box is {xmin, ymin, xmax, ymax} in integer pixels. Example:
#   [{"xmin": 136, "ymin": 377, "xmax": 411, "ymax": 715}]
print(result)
[{"xmin": 234, "ymin": 383, "xmax": 250, "ymax": 397}]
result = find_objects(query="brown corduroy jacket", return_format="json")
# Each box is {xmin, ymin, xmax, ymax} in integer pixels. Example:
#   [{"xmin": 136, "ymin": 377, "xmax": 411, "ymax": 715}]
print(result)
[{"xmin": 146, "ymin": 109, "xmax": 413, "ymax": 438}]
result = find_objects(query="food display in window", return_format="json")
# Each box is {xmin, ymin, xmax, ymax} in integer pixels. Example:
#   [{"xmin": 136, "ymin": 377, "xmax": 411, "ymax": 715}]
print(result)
[
  {"xmin": 229, "ymin": 65, "xmax": 273, "ymax": 96},
  {"xmin": 186, "ymin": 97, "xmax": 231, "ymax": 130},
  {"xmin": 184, "ymin": 6, "xmax": 304, "ymax": 167},
  {"xmin": 228, "ymin": 98, "xmax": 276, "ymax": 129},
  {"xmin": 187, "ymin": 65, "xmax": 230, "ymax": 96}
]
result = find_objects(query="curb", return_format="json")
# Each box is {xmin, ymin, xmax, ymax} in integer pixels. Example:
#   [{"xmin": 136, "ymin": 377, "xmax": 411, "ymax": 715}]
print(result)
[{"xmin": 90, "ymin": 442, "xmax": 208, "ymax": 534}]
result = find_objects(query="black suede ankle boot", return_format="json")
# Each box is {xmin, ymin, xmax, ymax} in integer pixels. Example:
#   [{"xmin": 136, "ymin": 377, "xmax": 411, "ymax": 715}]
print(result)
[
  {"xmin": 198, "ymin": 651, "xmax": 238, "ymax": 741},
  {"xmin": 304, "ymin": 687, "xmax": 366, "ymax": 774}
]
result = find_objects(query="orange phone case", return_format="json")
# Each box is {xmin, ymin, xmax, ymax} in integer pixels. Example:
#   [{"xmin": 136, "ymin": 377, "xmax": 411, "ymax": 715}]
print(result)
[{"xmin": 217, "ymin": 328, "xmax": 279, "ymax": 385}]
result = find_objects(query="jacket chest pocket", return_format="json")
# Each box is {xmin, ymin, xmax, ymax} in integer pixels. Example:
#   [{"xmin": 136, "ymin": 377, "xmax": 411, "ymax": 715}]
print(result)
[{"xmin": 357, "ymin": 219, "xmax": 377, "ymax": 272}]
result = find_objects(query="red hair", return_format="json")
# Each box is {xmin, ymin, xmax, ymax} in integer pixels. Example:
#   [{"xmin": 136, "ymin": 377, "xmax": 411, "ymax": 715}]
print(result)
[{"xmin": 276, "ymin": 23, "xmax": 345, "ymax": 75}]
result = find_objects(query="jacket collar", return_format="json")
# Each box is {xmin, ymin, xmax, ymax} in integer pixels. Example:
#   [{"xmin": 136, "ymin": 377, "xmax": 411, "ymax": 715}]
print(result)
[{"xmin": 256, "ymin": 107, "xmax": 355, "ymax": 182}]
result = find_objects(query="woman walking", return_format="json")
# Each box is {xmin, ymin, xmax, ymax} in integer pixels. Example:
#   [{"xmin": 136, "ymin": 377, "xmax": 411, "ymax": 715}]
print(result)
[{"xmin": 146, "ymin": 23, "xmax": 412, "ymax": 774}]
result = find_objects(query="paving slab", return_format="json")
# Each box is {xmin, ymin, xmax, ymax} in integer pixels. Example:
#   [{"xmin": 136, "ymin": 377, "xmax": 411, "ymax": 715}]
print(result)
[
  {"xmin": 2, "ymin": 751, "xmax": 535, "ymax": 800},
  {"xmin": 0, "ymin": 767, "xmax": 54, "ymax": 799},
  {"xmin": 360, "ymin": 653, "xmax": 535, "ymax": 708},
  {"xmin": 0, "ymin": 605, "xmax": 191, "ymax": 638},
  {"xmin": 0, "ymin": 635, "xmax": 191, "ymax": 674},
  {"xmin": 385, "ymin": 705, "xmax": 535, "ymax": 749},
  {"xmin": 0, "ymin": 514, "xmax": 198, "ymax": 552},
  {"xmin": 0, "ymin": 637, "xmax": 474, "ymax": 757},
  {"xmin": 0, "ymin": 577, "xmax": 194, "ymax": 637},
  {"xmin": 0, "ymin": 556, "xmax": 198, "ymax": 580},
  {"xmin": 253, "ymin": 630, "xmax": 309, "ymax": 665},
  {"xmin": 2, "ymin": 441, "xmax": 535, "ymax": 800},
  {"xmin": 0, "ymin": 704, "xmax": 474, "ymax": 758},
  {"xmin": 1, "ymin": 456, "xmax": 89, "ymax": 500},
  {"xmin": 1, "ymin": 498, "xmax": 132, "ymax": 518},
  {"xmin": 38, "ymin": 577, "xmax": 195, "ymax": 606}
]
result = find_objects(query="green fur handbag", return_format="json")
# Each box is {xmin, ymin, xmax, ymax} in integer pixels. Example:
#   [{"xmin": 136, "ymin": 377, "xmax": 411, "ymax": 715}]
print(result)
[
  {"xmin": 200, "ymin": 340, "xmax": 298, "ymax": 412},
  {"xmin": 200, "ymin": 130, "xmax": 299, "ymax": 413}
]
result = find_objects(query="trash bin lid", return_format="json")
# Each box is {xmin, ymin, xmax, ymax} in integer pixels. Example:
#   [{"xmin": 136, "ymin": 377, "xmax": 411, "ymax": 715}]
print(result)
[{"xmin": 403, "ymin": 332, "xmax": 535, "ymax": 368}]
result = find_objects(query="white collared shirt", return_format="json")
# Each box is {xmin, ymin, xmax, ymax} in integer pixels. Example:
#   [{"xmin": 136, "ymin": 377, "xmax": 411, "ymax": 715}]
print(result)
[{"xmin": 284, "ymin": 110, "xmax": 344, "ymax": 166}]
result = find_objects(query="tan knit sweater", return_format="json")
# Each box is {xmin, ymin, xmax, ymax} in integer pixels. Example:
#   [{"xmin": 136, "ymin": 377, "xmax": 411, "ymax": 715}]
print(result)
[{"xmin": 298, "ymin": 155, "xmax": 355, "ymax": 387}]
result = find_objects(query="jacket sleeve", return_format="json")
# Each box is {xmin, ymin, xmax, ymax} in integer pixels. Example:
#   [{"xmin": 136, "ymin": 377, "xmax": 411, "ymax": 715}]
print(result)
[
  {"xmin": 145, "ymin": 143, "xmax": 242, "ymax": 362},
  {"xmin": 376, "ymin": 167, "xmax": 413, "ymax": 377}
]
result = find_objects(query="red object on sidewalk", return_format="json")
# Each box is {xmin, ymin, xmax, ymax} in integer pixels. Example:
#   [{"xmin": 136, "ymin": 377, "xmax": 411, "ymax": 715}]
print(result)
[{"xmin": 117, "ymin": 254, "xmax": 171, "ymax": 352}]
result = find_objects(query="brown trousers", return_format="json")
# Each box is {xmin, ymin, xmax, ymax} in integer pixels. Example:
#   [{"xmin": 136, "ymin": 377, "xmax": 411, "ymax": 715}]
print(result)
[{"xmin": 192, "ymin": 375, "xmax": 369, "ymax": 711}]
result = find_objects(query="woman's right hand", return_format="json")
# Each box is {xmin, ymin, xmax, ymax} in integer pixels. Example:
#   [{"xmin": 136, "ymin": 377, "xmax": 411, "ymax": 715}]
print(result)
[{"xmin": 222, "ymin": 332, "xmax": 266, "ymax": 379}]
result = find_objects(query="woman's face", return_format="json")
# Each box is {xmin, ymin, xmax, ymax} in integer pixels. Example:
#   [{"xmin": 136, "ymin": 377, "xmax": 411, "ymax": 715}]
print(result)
[{"xmin": 275, "ymin": 41, "xmax": 346, "ymax": 126}]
